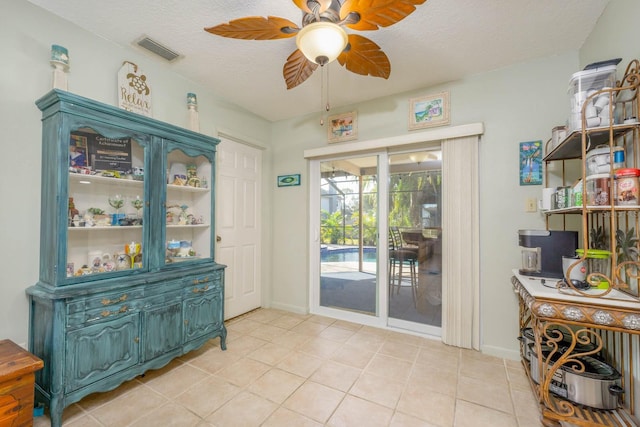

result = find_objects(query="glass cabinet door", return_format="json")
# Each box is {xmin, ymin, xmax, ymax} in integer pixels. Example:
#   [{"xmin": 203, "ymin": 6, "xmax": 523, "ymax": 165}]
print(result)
[
  {"xmin": 164, "ymin": 147, "xmax": 212, "ymax": 265},
  {"xmin": 67, "ymin": 127, "xmax": 147, "ymax": 278}
]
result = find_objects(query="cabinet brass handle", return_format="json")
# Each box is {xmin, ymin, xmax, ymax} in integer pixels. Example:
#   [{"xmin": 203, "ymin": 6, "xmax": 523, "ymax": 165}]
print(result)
[
  {"xmin": 134, "ymin": 337, "xmax": 140, "ymax": 343},
  {"xmin": 192, "ymin": 285, "xmax": 209, "ymax": 293},
  {"xmin": 100, "ymin": 305, "xmax": 128, "ymax": 317},
  {"xmin": 216, "ymin": 235, "xmax": 222, "ymax": 242},
  {"xmin": 184, "ymin": 320, "xmax": 189, "ymax": 325},
  {"xmin": 192, "ymin": 278, "xmax": 210, "ymax": 285},
  {"xmin": 102, "ymin": 294, "xmax": 128, "ymax": 305}
]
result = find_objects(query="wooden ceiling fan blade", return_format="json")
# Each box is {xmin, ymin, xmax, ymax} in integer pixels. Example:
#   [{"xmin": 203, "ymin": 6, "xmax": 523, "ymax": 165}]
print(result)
[
  {"xmin": 293, "ymin": 0, "xmax": 333, "ymax": 15},
  {"xmin": 283, "ymin": 49, "xmax": 319, "ymax": 89},
  {"xmin": 337, "ymin": 34, "xmax": 390, "ymax": 78},
  {"xmin": 340, "ymin": 0, "xmax": 427, "ymax": 31},
  {"xmin": 205, "ymin": 16, "xmax": 299, "ymax": 40}
]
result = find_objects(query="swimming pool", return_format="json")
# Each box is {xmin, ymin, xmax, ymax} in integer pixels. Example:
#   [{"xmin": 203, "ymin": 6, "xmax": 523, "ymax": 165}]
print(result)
[{"xmin": 320, "ymin": 246, "xmax": 377, "ymax": 263}]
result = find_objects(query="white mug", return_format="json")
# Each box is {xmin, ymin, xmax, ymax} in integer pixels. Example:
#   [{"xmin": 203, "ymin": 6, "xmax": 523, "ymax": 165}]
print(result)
[
  {"xmin": 586, "ymin": 117, "xmax": 601, "ymax": 128},
  {"xmin": 595, "ymin": 96, "xmax": 609, "ymax": 111}
]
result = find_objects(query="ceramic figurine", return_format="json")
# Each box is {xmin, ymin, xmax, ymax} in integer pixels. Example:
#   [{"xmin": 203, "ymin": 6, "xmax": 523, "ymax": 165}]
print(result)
[
  {"xmin": 50, "ymin": 44, "xmax": 69, "ymax": 90},
  {"xmin": 187, "ymin": 93, "xmax": 200, "ymax": 132}
]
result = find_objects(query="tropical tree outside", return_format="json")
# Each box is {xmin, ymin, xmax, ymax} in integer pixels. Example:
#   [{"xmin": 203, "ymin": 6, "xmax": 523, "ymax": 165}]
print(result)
[{"xmin": 320, "ymin": 168, "xmax": 440, "ymax": 246}]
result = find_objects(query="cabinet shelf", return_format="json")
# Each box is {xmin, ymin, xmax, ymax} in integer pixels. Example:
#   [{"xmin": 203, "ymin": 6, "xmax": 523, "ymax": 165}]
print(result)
[
  {"xmin": 521, "ymin": 359, "xmax": 637, "ymax": 427},
  {"xmin": 167, "ymin": 184, "xmax": 210, "ymax": 193},
  {"xmin": 544, "ymin": 205, "xmax": 640, "ymax": 215},
  {"xmin": 69, "ymin": 173, "xmax": 144, "ymax": 188},
  {"xmin": 68, "ymin": 225, "xmax": 143, "ymax": 231},
  {"xmin": 544, "ymin": 124, "xmax": 637, "ymax": 162},
  {"xmin": 166, "ymin": 224, "xmax": 210, "ymax": 229}
]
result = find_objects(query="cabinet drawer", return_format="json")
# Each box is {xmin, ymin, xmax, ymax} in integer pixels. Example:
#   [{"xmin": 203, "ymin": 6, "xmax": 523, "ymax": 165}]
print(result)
[
  {"xmin": 141, "ymin": 290, "xmax": 181, "ymax": 308},
  {"xmin": 184, "ymin": 271, "xmax": 222, "ymax": 295},
  {"xmin": 67, "ymin": 301, "xmax": 139, "ymax": 328},
  {"xmin": 67, "ymin": 289, "xmax": 144, "ymax": 315}
]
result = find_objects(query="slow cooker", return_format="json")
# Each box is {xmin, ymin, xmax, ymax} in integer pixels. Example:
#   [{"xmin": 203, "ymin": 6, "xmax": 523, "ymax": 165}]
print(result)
[
  {"xmin": 529, "ymin": 347, "xmax": 623, "ymax": 410},
  {"xmin": 519, "ymin": 327, "xmax": 598, "ymax": 362}
]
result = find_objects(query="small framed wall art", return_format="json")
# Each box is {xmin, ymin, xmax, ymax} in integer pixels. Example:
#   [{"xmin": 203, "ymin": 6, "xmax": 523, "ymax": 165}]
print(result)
[
  {"xmin": 328, "ymin": 111, "xmax": 358, "ymax": 143},
  {"xmin": 519, "ymin": 140, "xmax": 543, "ymax": 185},
  {"xmin": 408, "ymin": 92, "xmax": 450, "ymax": 130},
  {"xmin": 277, "ymin": 174, "xmax": 301, "ymax": 187}
]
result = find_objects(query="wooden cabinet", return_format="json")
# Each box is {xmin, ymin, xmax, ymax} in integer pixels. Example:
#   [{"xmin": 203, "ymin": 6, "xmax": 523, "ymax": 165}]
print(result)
[
  {"xmin": 26, "ymin": 90, "xmax": 227, "ymax": 427},
  {"xmin": 0, "ymin": 340, "xmax": 43, "ymax": 427}
]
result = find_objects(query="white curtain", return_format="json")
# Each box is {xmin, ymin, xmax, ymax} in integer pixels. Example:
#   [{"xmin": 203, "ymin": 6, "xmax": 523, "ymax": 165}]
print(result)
[{"xmin": 441, "ymin": 135, "xmax": 480, "ymax": 350}]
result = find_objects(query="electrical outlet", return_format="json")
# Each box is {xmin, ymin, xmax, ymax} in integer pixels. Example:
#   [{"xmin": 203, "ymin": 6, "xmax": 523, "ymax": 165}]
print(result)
[{"xmin": 525, "ymin": 198, "xmax": 537, "ymax": 212}]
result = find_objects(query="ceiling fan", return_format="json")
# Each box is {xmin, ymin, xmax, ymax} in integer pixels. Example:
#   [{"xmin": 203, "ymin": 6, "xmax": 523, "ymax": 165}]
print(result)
[{"xmin": 205, "ymin": 0, "xmax": 427, "ymax": 90}]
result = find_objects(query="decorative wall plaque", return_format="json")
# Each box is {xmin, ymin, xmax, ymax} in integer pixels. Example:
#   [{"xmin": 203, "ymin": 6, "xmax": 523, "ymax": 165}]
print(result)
[{"xmin": 117, "ymin": 61, "xmax": 152, "ymax": 117}]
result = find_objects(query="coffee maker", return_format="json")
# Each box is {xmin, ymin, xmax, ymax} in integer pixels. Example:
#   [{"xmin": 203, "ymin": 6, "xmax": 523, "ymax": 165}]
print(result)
[{"xmin": 518, "ymin": 230, "xmax": 578, "ymax": 278}]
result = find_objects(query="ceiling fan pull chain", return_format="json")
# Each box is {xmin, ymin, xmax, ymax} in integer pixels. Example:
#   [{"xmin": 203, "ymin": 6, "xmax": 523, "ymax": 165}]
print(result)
[
  {"xmin": 320, "ymin": 65, "xmax": 325, "ymax": 125},
  {"xmin": 326, "ymin": 65, "xmax": 331, "ymax": 112}
]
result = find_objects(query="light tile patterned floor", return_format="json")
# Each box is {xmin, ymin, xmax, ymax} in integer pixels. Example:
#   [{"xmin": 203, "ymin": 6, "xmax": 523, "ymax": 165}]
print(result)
[{"xmin": 34, "ymin": 308, "xmax": 542, "ymax": 426}]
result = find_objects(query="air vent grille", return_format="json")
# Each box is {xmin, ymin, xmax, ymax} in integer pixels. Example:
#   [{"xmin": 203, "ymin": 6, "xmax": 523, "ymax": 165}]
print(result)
[{"xmin": 135, "ymin": 36, "xmax": 181, "ymax": 62}]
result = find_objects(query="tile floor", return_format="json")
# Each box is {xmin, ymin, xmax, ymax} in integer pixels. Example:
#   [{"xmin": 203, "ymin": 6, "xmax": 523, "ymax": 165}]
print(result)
[{"xmin": 34, "ymin": 308, "xmax": 543, "ymax": 426}]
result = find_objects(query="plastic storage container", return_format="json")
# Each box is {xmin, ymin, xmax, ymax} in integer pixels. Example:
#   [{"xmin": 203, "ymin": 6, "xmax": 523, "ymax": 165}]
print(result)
[
  {"xmin": 568, "ymin": 65, "xmax": 617, "ymax": 132},
  {"xmin": 586, "ymin": 174, "xmax": 611, "ymax": 205},
  {"xmin": 586, "ymin": 145, "xmax": 625, "ymax": 176},
  {"xmin": 615, "ymin": 168, "xmax": 640, "ymax": 205}
]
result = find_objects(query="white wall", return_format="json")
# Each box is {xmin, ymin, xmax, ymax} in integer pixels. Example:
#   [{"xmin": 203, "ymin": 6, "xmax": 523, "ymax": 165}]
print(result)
[{"xmin": 0, "ymin": 0, "xmax": 271, "ymax": 345}]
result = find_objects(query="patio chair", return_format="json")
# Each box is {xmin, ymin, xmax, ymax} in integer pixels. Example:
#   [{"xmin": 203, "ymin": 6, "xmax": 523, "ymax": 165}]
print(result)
[{"xmin": 389, "ymin": 227, "xmax": 418, "ymax": 306}]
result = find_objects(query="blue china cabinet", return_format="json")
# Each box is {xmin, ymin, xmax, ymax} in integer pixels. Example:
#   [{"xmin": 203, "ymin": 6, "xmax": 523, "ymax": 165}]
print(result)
[{"xmin": 26, "ymin": 90, "xmax": 226, "ymax": 427}]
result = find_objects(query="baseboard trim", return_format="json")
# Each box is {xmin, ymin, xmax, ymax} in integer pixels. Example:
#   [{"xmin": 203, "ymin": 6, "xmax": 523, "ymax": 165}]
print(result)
[
  {"xmin": 481, "ymin": 344, "xmax": 520, "ymax": 361},
  {"xmin": 269, "ymin": 301, "xmax": 308, "ymax": 315}
]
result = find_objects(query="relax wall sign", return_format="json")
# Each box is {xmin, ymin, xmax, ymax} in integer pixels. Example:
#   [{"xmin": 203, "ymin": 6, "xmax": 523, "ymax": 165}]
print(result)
[{"xmin": 118, "ymin": 61, "xmax": 152, "ymax": 117}]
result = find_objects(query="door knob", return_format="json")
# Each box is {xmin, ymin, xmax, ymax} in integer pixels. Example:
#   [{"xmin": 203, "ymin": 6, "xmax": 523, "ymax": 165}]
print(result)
[{"xmin": 216, "ymin": 235, "xmax": 222, "ymax": 242}]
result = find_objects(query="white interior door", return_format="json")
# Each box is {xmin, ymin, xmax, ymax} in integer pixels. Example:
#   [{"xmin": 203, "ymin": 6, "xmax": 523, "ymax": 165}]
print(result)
[{"xmin": 216, "ymin": 137, "xmax": 262, "ymax": 319}]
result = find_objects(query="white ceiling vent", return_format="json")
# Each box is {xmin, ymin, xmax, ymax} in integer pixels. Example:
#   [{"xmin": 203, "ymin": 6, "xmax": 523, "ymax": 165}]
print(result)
[{"xmin": 134, "ymin": 36, "xmax": 181, "ymax": 62}]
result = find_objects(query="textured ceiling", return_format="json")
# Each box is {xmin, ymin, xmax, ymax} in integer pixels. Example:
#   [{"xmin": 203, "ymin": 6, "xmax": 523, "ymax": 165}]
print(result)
[{"xmin": 27, "ymin": 0, "xmax": 610, "ymax": 122}]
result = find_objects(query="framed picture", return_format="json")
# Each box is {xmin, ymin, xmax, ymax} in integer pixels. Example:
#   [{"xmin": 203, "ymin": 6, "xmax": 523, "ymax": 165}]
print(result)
[
  {"xmin": 69, "ymin": 133, "xmax": 88, "ymax": 168},
  {"xmin": 328, "ymin": 111, "xmax": 358, "ymax": 143},
  {"xmin": 519, "ymin": 140, "xmax": 543, "ymax": 185},
  {"xmin": 408, "ymin": 92, "xmax": 450, "ymax": 130},
  {"xmin": 277, "ymin": 174, "xmax": 301, "ymax": 187}
]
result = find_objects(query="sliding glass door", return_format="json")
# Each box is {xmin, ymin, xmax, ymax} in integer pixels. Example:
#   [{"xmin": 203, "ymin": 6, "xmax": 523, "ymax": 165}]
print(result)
[
  {"xmin": 318, "ymin": 156, "xmax": 378, "ymax": 316},
  {"xmin": 387, "ymin": 152, "xmax": 442, "ymax": 332},
  {"xmin": 311, "ymin": 148, "xmax": 442, "ymax": 335}
]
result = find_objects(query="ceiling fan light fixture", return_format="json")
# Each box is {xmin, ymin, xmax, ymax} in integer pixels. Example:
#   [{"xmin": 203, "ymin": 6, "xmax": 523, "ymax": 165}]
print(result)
[{"xmin": 296, "ymin": 22, "xmax": 348, "ymax": 66}]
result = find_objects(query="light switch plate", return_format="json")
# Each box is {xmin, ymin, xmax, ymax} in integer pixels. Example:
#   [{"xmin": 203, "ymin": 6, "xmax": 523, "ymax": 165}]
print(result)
[{"xmin": 525, "ymin": 198, "xmax": 537, "ymax": 212}]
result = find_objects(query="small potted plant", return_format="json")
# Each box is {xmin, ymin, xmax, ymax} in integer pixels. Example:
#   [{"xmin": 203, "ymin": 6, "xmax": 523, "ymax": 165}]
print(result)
[
  {"xmin": 616, "ymin": 227, "xmax": 639, "ymax": 291},
  {"xmin": 87, "ymin": 207, "xmax": 110, "ymax": 226}
]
